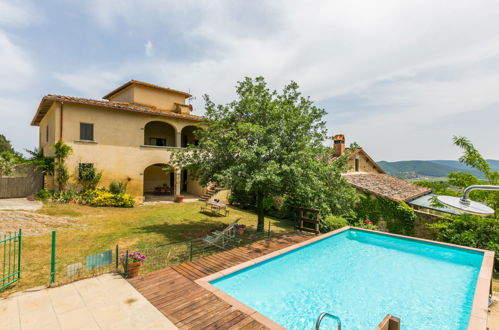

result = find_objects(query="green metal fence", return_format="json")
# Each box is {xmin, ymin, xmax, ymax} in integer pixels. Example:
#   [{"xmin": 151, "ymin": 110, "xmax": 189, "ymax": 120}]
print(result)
[
  {"xmin": 127, "ymin": 223, "xmax": 289, "ymax": 278},
  {"xmin": 0, "ymin": 229, "xmax": 22, "ymax": 291}
]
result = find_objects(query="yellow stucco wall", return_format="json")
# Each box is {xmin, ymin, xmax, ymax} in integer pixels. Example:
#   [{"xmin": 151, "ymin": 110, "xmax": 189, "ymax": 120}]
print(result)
[
  {"xmin": 346, "ymin": 152, "xmax": 383, "ymax": 173},
  {"xmin": 106, "ymin": 87, "xmax": 134, "ymax": 104},
  {"xmin": 43, "ymin": 102, "xmax": 205, "ymax": 199},
  {"xmin": 39, "ymin": 103, "xmax": 60, "ymax": 157}
]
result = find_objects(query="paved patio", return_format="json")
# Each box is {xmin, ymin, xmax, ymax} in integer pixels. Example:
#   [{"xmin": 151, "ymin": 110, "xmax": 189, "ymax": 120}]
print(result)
[{"xmin": 0, "ymin": 273, "xmax": 177, "ymax": 330}]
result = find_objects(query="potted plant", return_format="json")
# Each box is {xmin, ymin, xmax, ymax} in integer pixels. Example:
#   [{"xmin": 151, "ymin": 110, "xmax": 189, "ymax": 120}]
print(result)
[
  {"xmin": 235, "ymin": 224, "xmax": 247, "ymax": 235},
  {"xmin": 175, "ymin": 195, "xmax": 184, "ymax": 203},
  {"xmin": 121, "ymin": 252, "xmax": 146, "ymax": 278}
]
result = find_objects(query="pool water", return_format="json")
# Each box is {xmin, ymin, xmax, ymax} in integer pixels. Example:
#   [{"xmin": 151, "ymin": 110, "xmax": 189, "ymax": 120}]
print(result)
[{"xmin": 210, "ymin": 229, "xmax": 483, "ymax": 329}]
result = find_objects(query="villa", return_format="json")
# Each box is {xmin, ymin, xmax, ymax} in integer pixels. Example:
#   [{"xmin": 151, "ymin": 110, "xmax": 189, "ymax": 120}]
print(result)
[{"xmin": 31, "ymin": 80, "xmax": 206, "ymax": 201}]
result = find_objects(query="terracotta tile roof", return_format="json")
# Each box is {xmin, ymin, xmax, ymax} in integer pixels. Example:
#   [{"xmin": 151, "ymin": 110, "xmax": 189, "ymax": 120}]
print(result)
[
  {"xmin": 31, "ymin": 95, "xmax": 204, "ymax": 126},
  {"xmin": 342, "ymin": 172, "xmax": 431, "ymax": 202},
  {"xmin": 103, "ymin": 80, "xmax": 192, "ymax": 99}
]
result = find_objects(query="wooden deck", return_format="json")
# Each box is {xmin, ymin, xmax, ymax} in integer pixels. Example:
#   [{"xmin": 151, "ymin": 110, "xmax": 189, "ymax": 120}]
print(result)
[{"xmin": 128, "ymin": 233, "xmax": 312, "ymax": 329}]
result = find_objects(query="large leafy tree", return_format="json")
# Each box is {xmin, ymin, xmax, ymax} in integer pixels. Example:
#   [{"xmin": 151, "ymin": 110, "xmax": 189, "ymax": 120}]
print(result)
[
  {"xmin": 172, "ymin": 77, "xmax": 356, "ymax": 230},
  {"xmin": 449, "ymin": 136, "xmax": 499, "ymax": 216}
]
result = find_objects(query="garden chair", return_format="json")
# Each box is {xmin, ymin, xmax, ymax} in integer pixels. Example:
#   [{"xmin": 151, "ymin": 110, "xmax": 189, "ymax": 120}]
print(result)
[{"xmin": 203, "ymin": 218, "xmax": 241, "ymax": 248}]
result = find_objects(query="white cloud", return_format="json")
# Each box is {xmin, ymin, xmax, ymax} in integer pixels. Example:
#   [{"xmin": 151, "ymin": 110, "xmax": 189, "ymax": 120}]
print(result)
[
  {"xmin": 0, "ymin": 0, "xmax": 36, "ymax": 27},
  {"xmin": 145, "ymin": 41, "xmax": 153, "ymax": 57},
  {"xmin": 0, "ymin": 97, "xmax": 38, "ymax": 152},
  {"xmin": 0, "ymin": 31, "xmax": 34, "ymax": 90},
  {"xmin": 54, "ymin": 70, "xmax": 123, "ymax": 98},
  {"xmin": 62, "ymin": 0, "xmax": 499, "ymax": 160}
]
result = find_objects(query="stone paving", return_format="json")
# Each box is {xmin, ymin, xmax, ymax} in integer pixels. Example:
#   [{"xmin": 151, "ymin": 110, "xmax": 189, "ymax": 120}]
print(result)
[{"xmin": 0, "ymin": 273, "xmax": 177, "ymax": 330}]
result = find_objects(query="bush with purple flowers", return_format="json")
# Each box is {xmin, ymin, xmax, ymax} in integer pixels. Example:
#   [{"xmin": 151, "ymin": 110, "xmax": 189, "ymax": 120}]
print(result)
[{"xmin": 120, "ymin": 251, "xmax": 146, "ymax": 264}]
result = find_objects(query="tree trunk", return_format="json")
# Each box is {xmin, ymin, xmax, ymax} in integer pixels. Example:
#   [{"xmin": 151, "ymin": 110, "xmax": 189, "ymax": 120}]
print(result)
[{"xmin": 256, "ymin": 190, "xmax": 265, "ymax": 232}]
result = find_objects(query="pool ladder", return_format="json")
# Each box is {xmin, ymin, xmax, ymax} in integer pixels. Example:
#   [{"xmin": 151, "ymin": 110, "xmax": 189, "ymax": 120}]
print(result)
[{"xmin": 315, "ymin": 312, "xmax": 341, "ymax": 330}]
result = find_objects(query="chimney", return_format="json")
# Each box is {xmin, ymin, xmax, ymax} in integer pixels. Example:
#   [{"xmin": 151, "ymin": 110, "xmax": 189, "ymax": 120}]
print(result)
[{"xmin": 333, "ymin": 134, "xmax": 345, "ymax": 156}]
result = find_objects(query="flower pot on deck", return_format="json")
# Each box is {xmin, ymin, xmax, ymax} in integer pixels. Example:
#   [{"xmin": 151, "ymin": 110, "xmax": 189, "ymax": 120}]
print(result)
[
  {"xmin": 126, "ymin": 261, "xmax": 142, "ymax": 278},
  {"xmin": 175, "ymin": 195, "xmax": 184, "ymax": 203},
  {"xmin": 237, "ymin": 228, "xmax": 245, "ymax": 235}
]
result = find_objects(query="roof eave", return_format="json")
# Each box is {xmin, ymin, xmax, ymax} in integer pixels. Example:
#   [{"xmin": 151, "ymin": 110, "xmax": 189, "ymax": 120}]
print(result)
[{"xmin": 103, "ymin": 80, "xmax": 192, "ymax": 99}]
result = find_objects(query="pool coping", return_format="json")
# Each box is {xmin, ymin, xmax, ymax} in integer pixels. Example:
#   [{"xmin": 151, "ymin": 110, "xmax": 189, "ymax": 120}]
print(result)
[{"xmin": 194, "ymin": 226, "xmax": 495, "ymax": 330}]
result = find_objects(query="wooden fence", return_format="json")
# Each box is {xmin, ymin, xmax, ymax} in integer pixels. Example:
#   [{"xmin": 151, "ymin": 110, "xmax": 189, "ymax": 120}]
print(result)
[{"xmin": 0, "ymin": 164, "xmax": 43, "ymax": 198}]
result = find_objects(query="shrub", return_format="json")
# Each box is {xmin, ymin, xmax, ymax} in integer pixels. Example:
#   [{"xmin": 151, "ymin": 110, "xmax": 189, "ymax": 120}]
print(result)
[
  {"xmin": 429, "ymin": 214, "xmax": 499, "ymax": 271},
  {"xmin": 320, "ymin": 215, "xmax": 348, "ymax": 233},
  {"xmin": 77, "ymin": 166, "xmax": 102, "ymax": 191},
  {"xmin": 109, "ymin": 181, "xmax": 126, "ymax": 194},
  {"xmin": 35, "ymin": 189, "xmax": 53, "ymax": 201},
  {"xmin": 89, "ymin": 190, "xmax": 135, "ymax": 207}
]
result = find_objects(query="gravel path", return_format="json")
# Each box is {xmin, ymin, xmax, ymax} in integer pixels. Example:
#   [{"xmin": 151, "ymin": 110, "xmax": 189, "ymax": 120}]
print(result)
[{"xmin": 0, "ymin": 211, "xmax": 78, "ymax": 236}]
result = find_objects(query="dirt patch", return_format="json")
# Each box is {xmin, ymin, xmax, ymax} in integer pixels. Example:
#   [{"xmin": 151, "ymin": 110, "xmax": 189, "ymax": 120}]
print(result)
[{"xmin": 0, "ymin": 210, "xmax": 80, "ymax": 236}]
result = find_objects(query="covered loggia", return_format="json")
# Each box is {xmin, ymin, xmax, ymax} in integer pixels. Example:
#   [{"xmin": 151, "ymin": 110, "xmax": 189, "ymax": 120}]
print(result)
[
  {"xmin": 142, "ymin": 164, "xmax": 204, "ymax": 202},
  {"xmin": 143, "ymin": 164, "xmax": 174, "ymax": 201},
  {"xmin": 144, "ymin": 121, "xmax": 177, "ymax": 147},
  {"xmin": 181, "ymin": 125, "xmax": 201, "ymax": 147}
]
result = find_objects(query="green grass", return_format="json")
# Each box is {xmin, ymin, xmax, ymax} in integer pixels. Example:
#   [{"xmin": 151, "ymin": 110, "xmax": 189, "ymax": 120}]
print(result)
[{"xmin": 2, "ymin": 202, "xmax": 294, "ymax": 296}]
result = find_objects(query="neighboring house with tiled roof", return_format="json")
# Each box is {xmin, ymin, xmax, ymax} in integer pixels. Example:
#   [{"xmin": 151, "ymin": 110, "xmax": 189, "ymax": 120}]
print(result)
[
  {"xmin": 31, "ymin": 80, "xmax": 206, "ymax": 201},
  {"xmin": 342, "ymin": 172, "xmax": 431, "ymax": 202},
  {"xmin": 331, "ymin": 135, "xmax": 431, "ymax": 202}
]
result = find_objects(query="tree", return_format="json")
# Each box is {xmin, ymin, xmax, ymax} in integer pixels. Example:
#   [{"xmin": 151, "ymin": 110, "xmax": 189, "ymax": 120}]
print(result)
[
  {"xmin": 0, "ymin": 134, "xmax": 15, "ymax": 154},
  {"xmin": 26, "ymin": 148, "xmax": 54, "ymax": 175},
  {"xmin": 172, "ymin": 77, "xmax": 357, "ymax": 231},
  {"xmin": 451, "ymin": 136, "xmax": 499, "ymax": 216},
  {"xmin": 0, "ymin": 152, "xmax": 18, "ymax": 177},
  {"xmin": 53, "ymin": 141, "xmax": 72, "ymax": 191}
]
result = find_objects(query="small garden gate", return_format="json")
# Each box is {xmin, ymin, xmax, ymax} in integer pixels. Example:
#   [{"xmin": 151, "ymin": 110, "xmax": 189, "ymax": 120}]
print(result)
[{"xmin": 0, "ymin": 229, "xmax": 22, "ymax": 291}]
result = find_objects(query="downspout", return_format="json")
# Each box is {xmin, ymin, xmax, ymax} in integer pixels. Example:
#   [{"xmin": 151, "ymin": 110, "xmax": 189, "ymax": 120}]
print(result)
[{"xmin": 59, "ymin": 102, "xmax": 64, "ymax": 141}]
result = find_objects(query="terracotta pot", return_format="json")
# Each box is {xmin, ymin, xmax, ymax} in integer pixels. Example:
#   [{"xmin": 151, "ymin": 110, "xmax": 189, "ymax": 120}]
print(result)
[
  {"xmin": 175, "ymin": 195, "xmax": 184, "ymax": 203},
  {"xmin": 237, "ymin": 228, "xmax": 245, "ymax": 235},
  {"xmin": 126, "ymin": 261, "xmax": 142, "ymax": 278}
]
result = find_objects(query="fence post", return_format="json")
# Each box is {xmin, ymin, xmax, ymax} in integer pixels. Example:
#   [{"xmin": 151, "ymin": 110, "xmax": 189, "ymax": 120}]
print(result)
[
  {"xmin": 115, "ymin": 245, "xmax": 119, "ymax": 272},
  {"xmin": 17, "ymin": 229, "xmax": 22, "ymax": 280},
  {"xmin": 189, "ymin": 240, "xmax": 193, "ymax": 261},
  {"xmin": 124, "ymin": 250, "xmax": 129, "ymax": 278},
  {"xmin": 50, "ymin": 231, "xmax": 56, "ymax": 285}
]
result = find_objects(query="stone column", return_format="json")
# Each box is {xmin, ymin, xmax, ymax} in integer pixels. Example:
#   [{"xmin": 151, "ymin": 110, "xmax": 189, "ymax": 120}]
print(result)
[
  {"xmin": 174, "ymin": 169, "xmax": 181, "ymax": 196},
  {"xmin": 175, "ymin": 130, "xmax": 182, "ymax": 148}
]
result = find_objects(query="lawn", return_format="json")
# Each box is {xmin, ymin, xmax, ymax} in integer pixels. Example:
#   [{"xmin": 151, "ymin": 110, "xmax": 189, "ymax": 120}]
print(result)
[{"xmin": 1, "ymin": 201, "xmax": 294, "ymax": 296}]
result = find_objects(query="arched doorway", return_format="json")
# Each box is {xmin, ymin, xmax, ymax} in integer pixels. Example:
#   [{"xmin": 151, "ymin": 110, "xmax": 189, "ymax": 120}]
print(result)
[
  {"xmin": 181, "ymin": 125, "xmax": 200, "ymax": 147},
  {"xmin": 144, "ymin": 121, "xmax": 176, "ymax": 147},
  {"xmin": 143, "ymin": 164, "xmax": 174, "ymax": 201}
]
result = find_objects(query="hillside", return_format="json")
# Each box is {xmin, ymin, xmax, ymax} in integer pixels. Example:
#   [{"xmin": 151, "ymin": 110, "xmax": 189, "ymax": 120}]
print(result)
[{"xmin": 378, "ymin": 159, "xmax": 499, "ymax": 179}]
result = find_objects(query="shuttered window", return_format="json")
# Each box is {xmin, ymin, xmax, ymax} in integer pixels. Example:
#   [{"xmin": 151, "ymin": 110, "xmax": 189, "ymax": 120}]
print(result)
[{"xmin": 80, "ymin": 123, "xmax": 94, "ymax": 141}]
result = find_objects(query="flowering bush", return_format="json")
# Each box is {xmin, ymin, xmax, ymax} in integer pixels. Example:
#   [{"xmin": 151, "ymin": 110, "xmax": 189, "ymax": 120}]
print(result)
[
  {"xmin": 353, "ymin": 219, "xmax": 379, "ymax": 230},
  {"xmin": 235, "ymin": 224, "xmax": 247, "ymax": 230},
  {"xmin": 121, "ymin": 252, "xmax": 146, "ymax": 264},
  {"xmin": 89, "ymin": 190, "xmax": 135, "ymax": 207}
]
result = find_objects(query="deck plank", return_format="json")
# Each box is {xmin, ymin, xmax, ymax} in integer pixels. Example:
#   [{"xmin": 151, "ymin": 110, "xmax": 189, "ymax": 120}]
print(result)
[{"xmin": 129, "ymin": 232, "xmax": 312, "ymax": 329}]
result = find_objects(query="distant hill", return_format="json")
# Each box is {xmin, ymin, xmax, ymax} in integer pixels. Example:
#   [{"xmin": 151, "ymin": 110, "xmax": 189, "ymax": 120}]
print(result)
[{"xmin": 377, "ymin": 159, "xmax": 499, "ymax": 180}]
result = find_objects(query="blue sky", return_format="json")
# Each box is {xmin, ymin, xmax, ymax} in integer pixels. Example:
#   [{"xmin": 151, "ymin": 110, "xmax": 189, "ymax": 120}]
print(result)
[{"xmin": 1, "ymin": 0, "xmax": 499, "ymax": 161}]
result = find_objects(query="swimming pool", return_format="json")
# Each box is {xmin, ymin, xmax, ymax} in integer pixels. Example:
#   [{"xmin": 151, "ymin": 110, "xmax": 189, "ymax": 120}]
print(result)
[{"xmin": 204, "ymin": 228, "xmax": 492, "ymax": 329}]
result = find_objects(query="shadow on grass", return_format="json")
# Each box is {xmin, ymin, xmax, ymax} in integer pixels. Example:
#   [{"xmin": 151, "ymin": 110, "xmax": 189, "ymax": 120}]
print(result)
[{"xmin": 136, "ymin": 218, "xmax": 228, "ymax": 243}]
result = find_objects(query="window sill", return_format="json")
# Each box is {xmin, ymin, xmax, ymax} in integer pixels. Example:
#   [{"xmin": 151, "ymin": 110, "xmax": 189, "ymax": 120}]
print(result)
[{"xmin": 74, "ymin": 140, "xmax": 97, "ymax": 144}]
